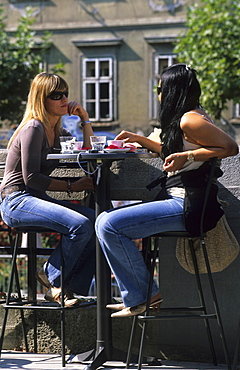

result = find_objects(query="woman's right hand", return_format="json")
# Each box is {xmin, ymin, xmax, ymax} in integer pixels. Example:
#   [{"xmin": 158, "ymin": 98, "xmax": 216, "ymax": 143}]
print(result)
[
  {"xmin": 115, "ymin": 130, "xmax": 140, "ymax": 143},
  {"xmin": 116, "ymin": 130, "xmax": 162, "ymax": 154},
  {"xmin": 71, "ymin": 177, "xmax": 94, "ymax": 192}
]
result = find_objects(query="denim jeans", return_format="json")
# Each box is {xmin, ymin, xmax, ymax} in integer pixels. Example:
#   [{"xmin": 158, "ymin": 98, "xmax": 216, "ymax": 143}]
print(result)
[
  {"xmin": 0, "ymin": 190, "xmax": 95, "ymax": 295},
  {"xmin": 95, "ymin": 196, "xmax": 185, "ymax": 307}
]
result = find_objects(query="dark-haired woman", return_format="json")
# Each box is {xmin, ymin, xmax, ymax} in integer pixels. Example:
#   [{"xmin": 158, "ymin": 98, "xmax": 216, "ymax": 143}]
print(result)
[
  {"xmin": 95, "ymin": 63, "xmax": 238, "ymax": 317},
  {"xmin": 0, "ymin": 72, "xmax": 95, "ymax": 306}
]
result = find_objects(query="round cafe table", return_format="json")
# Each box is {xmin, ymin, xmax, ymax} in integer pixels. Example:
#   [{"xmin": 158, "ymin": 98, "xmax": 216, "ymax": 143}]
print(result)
[{"xmin": 47, "ymin": 150, "xmax": 158, "ymax": 368}]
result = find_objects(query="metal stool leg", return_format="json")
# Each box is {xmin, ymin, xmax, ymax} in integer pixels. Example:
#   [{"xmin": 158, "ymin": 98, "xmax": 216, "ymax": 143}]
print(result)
[
  {"xmin": 60, "ymin": 241, "xmax": 66, "ymax": 367},
  {"xmin": 201, "ymin": 240, "xmax": 231, "ymax": 369},
  {"xmin": 232, "ymin": 318, "xmax": 240, "ymax": 370},
  {"xmin": 126, "ymin": 315, "xmax": 138, "ymax": 368},
  {"xmin": 189, "ymin": 238, "xmax": 217, "ymax": 365},
  {"xmin": 27, "ymin": 232, "xmax": 38, "ymax": 352},
  {"xmin": 137, "ymin": 237, "xmax": 159, "ymax": 370},
  {"xmin": 126, "ymin": 236, "xmax": 154, "ymax": 367},
  {"xmin": 0, "ymin": 232, "xmax": 29, "ymax": 355}
]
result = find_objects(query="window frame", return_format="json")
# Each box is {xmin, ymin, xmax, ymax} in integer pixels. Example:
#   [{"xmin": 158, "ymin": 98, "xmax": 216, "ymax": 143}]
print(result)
[
  {"xmin": 151, "ymin": 54, "xmax": 176, "ymax": 120},
  {"xmin": 234, "ymin": 103, "xmax": 240, "ymax": 118},
  {"xmin": 82, "ymin": 57, "xmax": 114, "ymax": 122}
]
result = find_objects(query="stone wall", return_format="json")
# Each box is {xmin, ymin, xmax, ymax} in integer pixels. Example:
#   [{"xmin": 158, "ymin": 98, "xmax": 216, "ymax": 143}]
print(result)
[{"xmin": 1, "ymin": 149, "xmax": 240, "ymax": 364}]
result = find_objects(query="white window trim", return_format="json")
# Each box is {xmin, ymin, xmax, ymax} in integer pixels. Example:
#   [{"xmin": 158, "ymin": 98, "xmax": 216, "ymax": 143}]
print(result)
[
  {"xmin": 82, "ymin": 57, "xmax": 114, "ymax": 122},
  {"xmin": 151, "ymin": 54, "xmax": 176, "ymax": 120},
  {"xmin": 234, "ymin": 103, "xmax": 240, "ymax": 118}
]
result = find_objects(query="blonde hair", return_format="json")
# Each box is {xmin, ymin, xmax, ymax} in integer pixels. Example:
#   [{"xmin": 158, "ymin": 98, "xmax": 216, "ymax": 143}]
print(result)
[{"xmin": 8, "ymin": 72, "xmax": 68, "ymax": 148}]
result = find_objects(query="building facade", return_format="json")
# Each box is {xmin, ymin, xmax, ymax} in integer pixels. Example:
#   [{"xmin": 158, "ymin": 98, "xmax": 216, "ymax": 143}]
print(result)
[
  {"xmin": 2, "ymin": 0, "xmax": 191, "ymax": 136},
  {"xmin": 2, "ymin": 0, "xmax": 239, "ymax": 138}
]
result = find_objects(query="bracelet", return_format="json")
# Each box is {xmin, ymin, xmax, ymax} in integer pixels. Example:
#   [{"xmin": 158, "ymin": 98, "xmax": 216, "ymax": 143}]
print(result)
[
  {"xmin": 81, "ymin": 120, "xmax": 91, "ymax": 128},
  {"xmin": 67, "ymin": 179, "xmax": 71, "ymax": 197}
]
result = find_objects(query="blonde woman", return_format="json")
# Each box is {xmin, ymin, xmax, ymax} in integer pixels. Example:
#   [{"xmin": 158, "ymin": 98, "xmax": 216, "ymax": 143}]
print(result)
[{"xmin": 0, "ymin": 72, "xmax": 95, "ymax": 306}]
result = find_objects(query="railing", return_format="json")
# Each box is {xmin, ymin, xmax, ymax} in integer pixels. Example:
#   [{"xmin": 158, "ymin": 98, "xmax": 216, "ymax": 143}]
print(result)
[{"xmin": 0, "ymin": 255, "xmax": 48, "ymax": 297}]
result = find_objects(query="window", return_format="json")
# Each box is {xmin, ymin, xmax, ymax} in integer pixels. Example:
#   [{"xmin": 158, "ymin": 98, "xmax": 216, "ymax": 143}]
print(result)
[
  {"xmin": 234, "ymin": 103, "xmax": 240, "ymax": 118},
  {"xmin": 151, "ymin": 54, "xmax": 176, "ymax": 120},
  {"xmin": 82, "ymin": 57, "xmax": 114, "ymax": 122}
]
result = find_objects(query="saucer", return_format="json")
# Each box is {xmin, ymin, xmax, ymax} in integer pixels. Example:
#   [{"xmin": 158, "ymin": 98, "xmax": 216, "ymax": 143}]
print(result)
[{"xmin": 104, "ymin": 148, "xmax": 131, "ymax": 153}]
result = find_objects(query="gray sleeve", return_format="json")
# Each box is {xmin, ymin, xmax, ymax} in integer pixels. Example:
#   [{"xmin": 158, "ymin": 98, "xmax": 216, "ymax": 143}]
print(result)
[{"xmin": 20, "ymin": 125, "xmax": 52, "ymax": 191}]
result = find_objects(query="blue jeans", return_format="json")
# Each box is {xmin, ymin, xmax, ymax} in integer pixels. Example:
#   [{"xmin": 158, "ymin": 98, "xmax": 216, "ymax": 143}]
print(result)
[
  {"xmin": 0, "ymin": 190, "xmax": 95, "ymax": 295},
  {"xmin": 95, "ymin": 197, "xmax": 185, "ymax": 307}
]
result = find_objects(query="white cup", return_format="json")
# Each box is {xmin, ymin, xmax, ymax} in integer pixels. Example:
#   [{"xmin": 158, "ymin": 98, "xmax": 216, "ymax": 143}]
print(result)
[
  {"xmin": 59, "ymin": 136, "xmax": 76, "ymax": 153},
  {"xmin": 107, "ymin": 140, "xmax": 124, "ymax": 147},
  {"xmin": 74, "ymin": 141, "xmax": 83, "ymax": 150},
  {"xmin": 90, "ymin": 136, "xmax": 106, "ymax": 151}
]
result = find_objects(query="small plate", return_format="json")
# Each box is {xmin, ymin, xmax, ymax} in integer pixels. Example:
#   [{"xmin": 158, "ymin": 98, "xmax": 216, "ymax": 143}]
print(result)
[
  {"xmin": 104, "ymin": 148, "xmax": 131, "ymax": 153},
  {"xmin": 73, "ymin": 149, "xmax": 87, "ymax": 153}
]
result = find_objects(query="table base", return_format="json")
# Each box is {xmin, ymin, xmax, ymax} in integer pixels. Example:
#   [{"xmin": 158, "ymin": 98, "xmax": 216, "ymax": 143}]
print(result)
[{"xmin": 68, "ymin": 346, "xmax": 162, "ymax": 369}]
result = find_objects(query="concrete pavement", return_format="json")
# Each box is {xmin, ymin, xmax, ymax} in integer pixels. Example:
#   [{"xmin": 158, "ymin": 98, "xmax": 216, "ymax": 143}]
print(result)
[{"xmin": 0, "ymin": 350, "xmax": 229, "ymax": 370}]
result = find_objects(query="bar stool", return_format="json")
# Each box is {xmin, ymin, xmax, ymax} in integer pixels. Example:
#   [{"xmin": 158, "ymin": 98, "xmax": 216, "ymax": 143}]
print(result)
[
  {"xmin": 0, "ymin": 224, "xmax": 30, "ymax": 353},
  {"xmin": 0, "ymin": 225, "xmax": 94, "ymax": 367},
  {"xmin": 0, "ymin": 223, "xmax": 13, "ymax": 300},
  {"xmin": 125, "ymin": 158, "xmax": 231, "ymax": 370}
]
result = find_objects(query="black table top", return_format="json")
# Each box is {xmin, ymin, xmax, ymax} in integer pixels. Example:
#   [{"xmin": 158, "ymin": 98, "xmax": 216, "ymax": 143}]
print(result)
[{"xmin": 47, "ymin": 150, "xmax": 158, "ymax": 161}]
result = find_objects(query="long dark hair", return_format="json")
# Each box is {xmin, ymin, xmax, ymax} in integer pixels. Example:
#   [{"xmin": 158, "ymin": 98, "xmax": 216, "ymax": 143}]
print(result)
[{"xmin": 158, "ymin": 63, "xmax": 201, "ymax": 158}]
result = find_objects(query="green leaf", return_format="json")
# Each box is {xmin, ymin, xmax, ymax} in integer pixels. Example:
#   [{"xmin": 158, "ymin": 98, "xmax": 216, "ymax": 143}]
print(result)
[
  {"xmin": 174, "ymin": 0, "xmax": 240, "ymax": 119},
  {"xmin": 0, "ymin": 5, "xmax": 63, "ymax": 125}
]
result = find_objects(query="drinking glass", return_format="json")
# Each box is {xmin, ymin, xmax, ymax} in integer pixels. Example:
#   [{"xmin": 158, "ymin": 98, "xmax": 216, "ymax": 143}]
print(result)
[
  {"xmin": 90, "ymin": 136, "xmax": 106, "ymax": 151},
  {"xmin": 59, "ymin": 136, "xmax": 76, "ymax": 153}
]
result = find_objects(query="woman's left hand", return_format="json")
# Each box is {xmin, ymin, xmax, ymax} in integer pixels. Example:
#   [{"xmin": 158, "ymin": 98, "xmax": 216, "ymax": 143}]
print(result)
[
  {"xmin": 71, "ymin": 177, "xmax": 95, "ymax": 192},
  {"xmin": 68, "ymin": 101, "xmax": 89, "ymax": 122},
  {"xmin": 67, "ymin": 101, "xmax": 94, "ymax": 148},
  {"xmin": 163, "ymin": 152, "xmax": 187, "ymax": 172}
]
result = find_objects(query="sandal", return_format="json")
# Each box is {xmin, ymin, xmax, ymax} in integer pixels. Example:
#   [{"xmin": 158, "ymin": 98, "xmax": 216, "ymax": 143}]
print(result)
[
  {"xmin": 36, "ymin": 267, "xmax": 51, "ymax": 288},
  {"xmin": 106, "ymin": 303, "xmax": 125, "ymax": 311},
  {"xmin": 111, "ymin": 298, "xmax": 163, "ymax": 317},
  {"xmin": 44, "ymin": 287, "xmax": 79, "ymax": 307}
]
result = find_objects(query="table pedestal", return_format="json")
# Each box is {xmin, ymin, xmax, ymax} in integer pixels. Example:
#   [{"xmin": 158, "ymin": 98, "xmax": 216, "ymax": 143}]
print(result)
[
  {"xmin": 86, "ymin": 159, "xmax": 131, "ymax": 369},
  {"xmin": 46, "ymin": 152, "xmax": 158, "ymax": 368},
  {"xmin": 71, "ymin": 159, "xmax": 139, "ymax": 369}
]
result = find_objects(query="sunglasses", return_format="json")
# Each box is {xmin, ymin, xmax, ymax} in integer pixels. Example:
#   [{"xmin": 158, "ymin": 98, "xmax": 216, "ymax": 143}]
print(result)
[
  {"xmin": 157, "ymin": 86, "xmax": 162, "ymax": 95},
  {"xmin": 47, "ymin": 90, "xmax": 69, "ymax": 100}
]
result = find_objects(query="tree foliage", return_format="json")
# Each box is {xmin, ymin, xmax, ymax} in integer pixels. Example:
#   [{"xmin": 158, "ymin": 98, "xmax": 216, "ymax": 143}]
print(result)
[
  {"xmin": 0, "ymin": 6, "xmax": 53, "ymax": 125},
  {"xmin": 174, "ymin": 0, "xmax": 240, "ymax": 119}
]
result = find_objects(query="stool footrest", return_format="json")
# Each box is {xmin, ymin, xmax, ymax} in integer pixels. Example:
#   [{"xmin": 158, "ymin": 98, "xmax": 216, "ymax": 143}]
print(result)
[
  {"xmin": 160, "ymin": 305, "xmax": 205, "ymax": 311},
  {"xmin": 138, "ymin": 313, "xmax": 217, "ymax": 321},
  {"xmin": 3, "ymin": 302, "xmax": 96, "ymax": 310},
  {"xmin": 0, "ymin": 246, "xmax": 54, "ymax": 255}
]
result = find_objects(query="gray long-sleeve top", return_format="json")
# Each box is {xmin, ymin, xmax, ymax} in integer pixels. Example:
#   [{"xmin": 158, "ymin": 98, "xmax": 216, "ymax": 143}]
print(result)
[{"xmin": 0, "ymin": 119, "xmax": 70, "ymax": 193}]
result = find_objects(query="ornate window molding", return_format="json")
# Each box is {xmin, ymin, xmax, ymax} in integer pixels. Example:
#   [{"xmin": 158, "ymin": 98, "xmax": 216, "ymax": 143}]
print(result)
[
  {"xmin": 73, "ymin": 38, "xmax": 123, "ymax": 48},
  {"xmin": 148, "ymin": 0, "xmax": 184, "ymax": 15}
]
